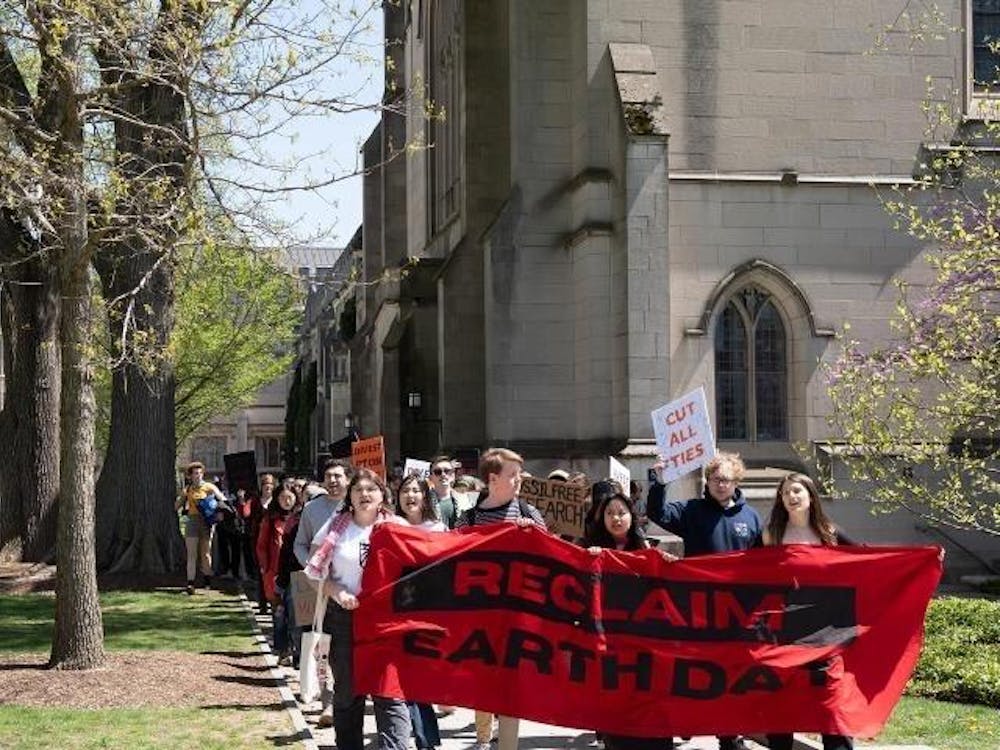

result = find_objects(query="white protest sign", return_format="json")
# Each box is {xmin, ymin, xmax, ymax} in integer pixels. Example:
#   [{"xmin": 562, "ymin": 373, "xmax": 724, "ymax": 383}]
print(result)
[
  {"xmin": 453, "ymin": 491, "xmax": 479, "ymax": 514},
  {"xmin": 403, "ymin": 458, "xmax": 431, "ymax": 479},
  {"xmin": 650, "ymin": 386, "xmax": 716, "ymax": 484},
  {"xmin": 608, "ymin": 456, "xmax": 631, "ymax": 491}
]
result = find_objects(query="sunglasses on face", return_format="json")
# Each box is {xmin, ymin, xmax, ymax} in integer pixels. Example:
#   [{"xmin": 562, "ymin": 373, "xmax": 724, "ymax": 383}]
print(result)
[{"xmin": 431, "ymin": 468, "xmax": 454, "ymax": 476}]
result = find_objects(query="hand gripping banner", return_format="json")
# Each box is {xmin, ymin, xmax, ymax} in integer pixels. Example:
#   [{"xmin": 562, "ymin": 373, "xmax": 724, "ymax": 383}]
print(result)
[{"xmin": 353, "ymin": 524, "xmax": 941, "ymax": 738}]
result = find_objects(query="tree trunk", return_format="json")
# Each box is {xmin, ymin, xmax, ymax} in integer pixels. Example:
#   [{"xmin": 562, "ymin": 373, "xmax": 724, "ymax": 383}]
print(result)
[
  {"xmin": 51, "ymin": 243, "xmax": 105, "ymax": 670},
  {"xmin": 45, "ymin": 17, "xmax": 104, "ymax": 670},
  {"xmin": 95, "ymin": 258, "xmax": 183, "ymax": 573},
  {"xmin": 92, "ymin": 13, "xmax": 191, "ymax": 575},
  {"xmin": 0, "ymin": 220, "xmax": 61, "ymax": 563}
]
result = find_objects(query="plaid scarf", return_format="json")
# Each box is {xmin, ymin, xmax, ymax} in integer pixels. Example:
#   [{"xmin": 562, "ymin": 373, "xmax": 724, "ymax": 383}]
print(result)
[{"xmin": 304, "ymin": 509, "xmax": 400, "ymax": 581}]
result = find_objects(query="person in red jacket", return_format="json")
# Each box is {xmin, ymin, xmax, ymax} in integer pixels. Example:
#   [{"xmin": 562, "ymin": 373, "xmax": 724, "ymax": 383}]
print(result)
[{"xmin": 257, "ymin": 484, "xmax": 297, "ymax": 660}]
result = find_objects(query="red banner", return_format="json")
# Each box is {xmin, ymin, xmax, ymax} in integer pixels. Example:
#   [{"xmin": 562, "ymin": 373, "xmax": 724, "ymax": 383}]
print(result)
[{"xmin": 353, "ymin": 524, "xmax": 941, "ymax": 738}]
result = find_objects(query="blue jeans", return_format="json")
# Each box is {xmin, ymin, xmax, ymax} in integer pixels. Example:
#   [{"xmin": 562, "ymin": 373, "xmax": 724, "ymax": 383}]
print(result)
[
  {"xmin": 407, "ymin": 702, "xmax": 441, "ymax": 749},
  {"xmin": 272, "ymin": 588, "xmax": 289, "ymax": 654},
  {"xmin": 276, "ymin": 585, "xmax": 301, "ymax": 661}
]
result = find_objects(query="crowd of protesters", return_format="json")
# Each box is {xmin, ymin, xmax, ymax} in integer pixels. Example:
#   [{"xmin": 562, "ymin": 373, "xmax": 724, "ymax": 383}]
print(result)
[{"xmin": 178, "ymin": 449, "xmax": 857, "ymax": 750}]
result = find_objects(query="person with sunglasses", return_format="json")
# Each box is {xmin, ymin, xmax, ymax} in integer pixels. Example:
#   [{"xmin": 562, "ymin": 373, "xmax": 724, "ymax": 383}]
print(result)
[
  {"xmin": 427, "ymin": 455, "xmax": 459, "ymax": 530},
  {"xmin": 646, "ymin": 451, "xmax": 763, "ymax": 750}
]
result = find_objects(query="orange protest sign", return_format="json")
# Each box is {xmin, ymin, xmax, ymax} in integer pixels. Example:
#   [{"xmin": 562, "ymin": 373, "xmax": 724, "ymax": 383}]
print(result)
[{"xmin": 351, "ymin": 435, "xmax": 386, "ymax": 480}]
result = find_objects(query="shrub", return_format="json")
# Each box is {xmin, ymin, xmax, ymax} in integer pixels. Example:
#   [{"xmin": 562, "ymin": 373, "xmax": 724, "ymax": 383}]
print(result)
[{"xmin": 907, "ymin": 596, "xmax": 1000, "ymax": 707}]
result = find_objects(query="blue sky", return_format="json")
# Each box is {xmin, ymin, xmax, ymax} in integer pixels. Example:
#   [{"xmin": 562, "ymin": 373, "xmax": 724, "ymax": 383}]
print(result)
[{"xmin": 245, "ymin": 2, "xmax": 385, "ymax": 249}]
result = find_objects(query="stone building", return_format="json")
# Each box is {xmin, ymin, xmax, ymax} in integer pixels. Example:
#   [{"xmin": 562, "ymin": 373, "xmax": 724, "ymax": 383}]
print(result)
[{"xmin": 350, "ymin": 1, "xmax": 999, "ymax": 573}]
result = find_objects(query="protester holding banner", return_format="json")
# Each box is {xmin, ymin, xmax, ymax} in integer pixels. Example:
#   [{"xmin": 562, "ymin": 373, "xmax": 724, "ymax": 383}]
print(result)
[
  {"xmin": 582, "ymin": 489, "xmax": 675, "ymax": 750},
  {"xmin": 393, "ymin": 475, "xmax": 445, "ymax": 750},
  {"xmin": 304, "ymin": 469, "xmax": 410, "ymax": 750},
  {"xmin": 455, "ymin": 447, "xmax": 548, "ymax": 750},
  {"xmin": 647, "ymin": 452, "xmax": 762, "ymax": 557},
  {"xmin": 583, "ymin": 489, "xmax": 649, "ymax": 555},
  {"xmin": 647, "ymin": 451, "xmax": 762, "ymax": 750},
  {"xmin": 764, "ymin": 472, "xmax": 855, "ymax": 750},
  {"xmin": 582, "ymin": 479, "xmax": 620, "ymax": 542}
]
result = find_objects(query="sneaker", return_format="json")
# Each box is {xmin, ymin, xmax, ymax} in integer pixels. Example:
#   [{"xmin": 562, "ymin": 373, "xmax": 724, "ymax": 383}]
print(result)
[
  {"xmin": 317, "ymin": 708, "xmax": 334, "ymax": 728},
  {"xmin": 278, "ymin": 654, "xmax": 293, "ymax": 667},
  {"xmin": 185, "ymin": 583, "xmax": 195, "ymax": 595}
]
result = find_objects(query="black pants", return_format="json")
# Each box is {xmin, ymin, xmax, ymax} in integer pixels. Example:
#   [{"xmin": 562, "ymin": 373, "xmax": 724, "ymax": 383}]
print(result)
[
  {"xmin": 324, "ymin": 605, "xmax": 410, "ymax": 750},
  {"xmin": 603, "ymin": 736, "xmax": 674, "ymax": 750},
  {"xmin": 216, "ymin": 527, "xmax": 245, "ymax": 576},
  {"xmin": 767, "ymin": 735, "xmax": 853, "ymax": 750}
]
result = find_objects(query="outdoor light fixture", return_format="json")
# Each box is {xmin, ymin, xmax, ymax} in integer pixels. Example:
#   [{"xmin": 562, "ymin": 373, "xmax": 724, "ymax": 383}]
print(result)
[{"xmin": 407, "ymin": 390, "xmax": 422, "ymax": 409}]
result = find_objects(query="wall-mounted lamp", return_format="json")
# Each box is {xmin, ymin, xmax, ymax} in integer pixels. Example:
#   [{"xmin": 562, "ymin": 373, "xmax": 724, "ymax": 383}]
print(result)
[{"xmin": 407, "ymin": 390, "xmax": 422, "ymax": 410}]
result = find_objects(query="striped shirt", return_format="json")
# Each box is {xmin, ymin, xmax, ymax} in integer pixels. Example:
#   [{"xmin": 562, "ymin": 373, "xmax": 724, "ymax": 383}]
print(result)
[{"xmin": 454, "ymin": 498, "xmax": 547, "ymax": 529}]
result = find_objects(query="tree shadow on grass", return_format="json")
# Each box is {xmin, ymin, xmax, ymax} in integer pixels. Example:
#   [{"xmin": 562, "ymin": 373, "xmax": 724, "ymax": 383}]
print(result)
[
  {"xmin": 214, "ymin": 673, "xmax": 280, "ymax": 688},
  {"xmin": 200, "ymin": 702, "xmax": 287, "ymax": 712},
  {"xmin": 201, "ymin": 650, "xmax": 258, "ymax": 658},
  {"xmin": 224, "ymin": 660, "xmax": 270, "ymax": 672},
  {"xmin": 0, "ymin": 661, "xmax": 48, "ymax": 671},
  {"xmin": 266, "ymin": 729, "xmax": 316, "ymax": 747}
]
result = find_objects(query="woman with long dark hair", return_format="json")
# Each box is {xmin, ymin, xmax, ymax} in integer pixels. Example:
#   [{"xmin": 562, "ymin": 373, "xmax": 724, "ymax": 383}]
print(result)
[
  {"xmin": 393, "ymin": 475, "xmax": 444, "ymax": 750},
  {"xmin": 765, "ymin": 472, "xmax": 854, "ymax": 750},
  {"xmin": 256, "ymin": 484, "xmax": 297, "ymax": 662},
  {"xmin": 582, "ymin": 490, "xmax": 674, "ymax": 750}
]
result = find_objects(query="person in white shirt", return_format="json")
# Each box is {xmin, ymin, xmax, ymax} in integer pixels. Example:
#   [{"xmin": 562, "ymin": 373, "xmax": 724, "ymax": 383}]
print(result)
[{"xmin": 306, "ymin": 468, "xmax": 410, "ymax": 750}]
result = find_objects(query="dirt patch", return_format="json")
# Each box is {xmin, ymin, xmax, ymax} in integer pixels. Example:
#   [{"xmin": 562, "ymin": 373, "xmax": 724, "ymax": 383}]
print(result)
[
  {"xmin": 0, "ymin": 649, "xmax": 281, "ymax": 710},
  {"xmin": 0, "ymin": 564, "xmax": 282, "ymax": 715},
  {"xmin": 0, "ymin": 563, "xmax": 57, "ymax": 595}
]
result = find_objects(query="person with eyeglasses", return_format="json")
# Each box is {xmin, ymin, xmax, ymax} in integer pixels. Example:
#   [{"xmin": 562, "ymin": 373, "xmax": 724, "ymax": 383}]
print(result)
[
  {"xmin": 646, "ymin": 451, "xmax": 762, "ymax": 750},
  {"xmin": 427, "ymin": 455, "xmax": 459, "ymax": 530}
]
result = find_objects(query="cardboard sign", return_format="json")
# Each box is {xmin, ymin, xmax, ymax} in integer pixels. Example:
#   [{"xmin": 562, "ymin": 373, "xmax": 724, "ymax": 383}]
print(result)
[
  {"xmin": 403, "ymin": 458, "xmax": 431, "ymax": 479},
  {"xmin": 608, "ymin": 456, "xmax": 631, "ymax": 491},
  {"xmin": 519, "ymin": 476, "xmax": 590, "ymax": 537},
  {"xmin": 290, "ymin": 570, "xmax": 320, "ymax": 628},
  {"xmin": 351, "ymin": 435, "xmax": 386, "ymax": 480},
  {"xmin": 650, "ymin": 386, "xmax": 716, "ymax": 484}
]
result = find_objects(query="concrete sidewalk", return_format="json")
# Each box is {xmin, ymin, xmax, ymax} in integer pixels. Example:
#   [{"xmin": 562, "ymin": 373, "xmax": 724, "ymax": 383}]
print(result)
[{"xmin": 239, "ymin": 592, "xmax": 931, "ymax": 750}]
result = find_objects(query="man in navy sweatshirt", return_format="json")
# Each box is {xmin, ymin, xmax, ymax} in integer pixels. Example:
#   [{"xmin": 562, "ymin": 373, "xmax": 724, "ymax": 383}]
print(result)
[
  {"xmin": 646, "ymin": 451, "xmax": 762, "ymax": 750},
  {"xmin": 647, "ymin": 451, "xmax": 762, "ymax": 556}
]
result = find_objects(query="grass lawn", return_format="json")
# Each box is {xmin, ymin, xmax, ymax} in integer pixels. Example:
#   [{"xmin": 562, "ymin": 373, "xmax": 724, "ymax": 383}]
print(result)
[
  {"xmin": 0, "ymin": 589, "xmax": 255, "ymax": 652},
  {"xmin": 865, "ymin": 695, "xmax": 1000, "ymax": 749},
  {"xmin": 0, "ymin": 707, "xmax": 293, "ymax": 750},
  {"xmin": 0, "ymin": 589, "xmax": 295, "ymax": 749}
]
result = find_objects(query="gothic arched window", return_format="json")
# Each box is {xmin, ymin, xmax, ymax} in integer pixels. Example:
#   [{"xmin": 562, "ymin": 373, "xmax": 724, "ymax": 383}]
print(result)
[{"xmin": 714, "ymin": 286, "xmax": 788, "ymax": 441}]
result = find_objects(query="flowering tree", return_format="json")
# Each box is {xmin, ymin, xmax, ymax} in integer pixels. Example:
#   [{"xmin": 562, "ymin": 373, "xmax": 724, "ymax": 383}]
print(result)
[{"xmin": 827, "ymin": 141, "xmax": 1000, "ymax": 536}]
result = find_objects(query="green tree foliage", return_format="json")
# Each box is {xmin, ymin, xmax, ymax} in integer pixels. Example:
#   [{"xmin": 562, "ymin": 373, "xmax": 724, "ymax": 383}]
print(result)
[{"xmin": 173, "ymin": 242, "xmax": 301, "ymax": 447}]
